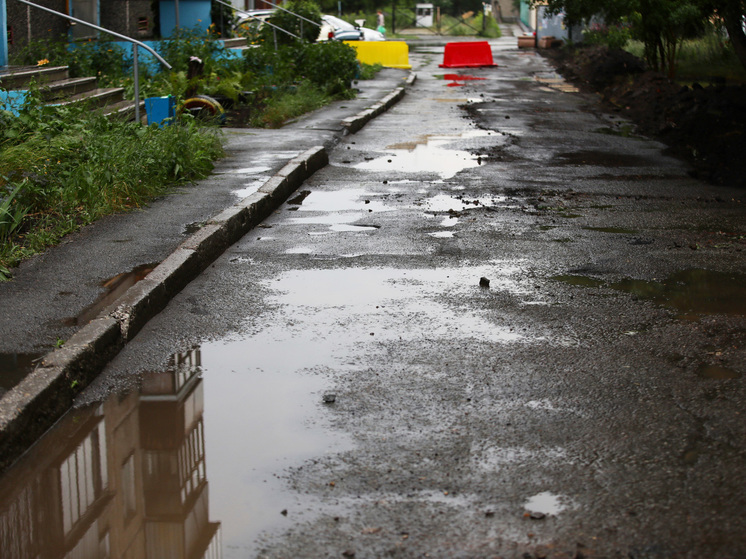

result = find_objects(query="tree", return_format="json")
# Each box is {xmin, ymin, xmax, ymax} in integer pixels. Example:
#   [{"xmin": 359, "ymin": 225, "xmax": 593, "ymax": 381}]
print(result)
[
  {"xmin": 707, "ymin": 0, "xmax": 746, "ymax": 69},
  {"xmin": 535, "ymin": 0, "xmax": 710, "ymax": 77}
]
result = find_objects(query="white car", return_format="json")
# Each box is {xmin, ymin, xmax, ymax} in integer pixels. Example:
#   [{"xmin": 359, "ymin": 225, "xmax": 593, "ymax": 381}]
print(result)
[{"xmin": 318, "ymin": 14, "xmax": 385, "ymax": 41}]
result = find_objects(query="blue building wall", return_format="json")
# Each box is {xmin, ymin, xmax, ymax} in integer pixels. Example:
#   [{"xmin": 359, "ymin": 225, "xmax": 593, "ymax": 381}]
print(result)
[{"xmin": 159, "ymin": 0, "xmax": 212, "ymax": 37}]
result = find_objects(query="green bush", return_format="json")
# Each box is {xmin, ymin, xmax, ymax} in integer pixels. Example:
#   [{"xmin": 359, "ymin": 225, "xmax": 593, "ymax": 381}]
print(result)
[
  {"xmin": 0, "ymin": 88, "xmax": 223, "ymax": 278},
  {"xmin": 299, "ymin": 41, "xmax": 359, "ymax": 93}
]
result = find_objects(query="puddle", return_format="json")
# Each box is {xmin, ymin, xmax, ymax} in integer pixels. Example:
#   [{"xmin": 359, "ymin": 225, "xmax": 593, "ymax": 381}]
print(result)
[
  {"xmin": 524, "ymin": 491, "xmax": 567, "ymax": 516},
  {"xmin": 267, "ymin": 266, "xmax": 527, "ymax": 343},
  {"xmin": 62, "ymin": 263, "xmax": 158, "ymax": 327},
  {"xmin": 420, "ymin": 194, "xmax": 506, "ymax": 214},
  {"xmin": 0, "ymin": 348, "xmax": 223, "ymax": 559},
  {"xmin": 0, "ymin": 352, "xmax": 43, "ymax": 392},
  {"xmin": 443, "ymin": 74, "xmax": 486, "ymax": 81},
  {"xmin": 353, "ymin": 133, "xmax": 488, "ymax": 179},
  {"xmin": 429, "ymin": 231, "xmax": 455, "ymax": 238},
  {"xmin": 232, "ymin": 177, "xmax": 270, "ymax": 199},
  {"xmin": 553, "ymin": 269, "xmax": 746, "ymax": 318},
  {"xmin": 583, "ymin": 226, "xmax": 639, "ymax": 235},
  {"xmin": 287, "ymin": 190, "xmax": 390, "ymax": 232},
  {"xmin": 293, "ymin": 189, "xmax": 391, "ymax": 213},
  {"xmin": 0, "ymin": 263, "xmax": 542, "ymax": 556},
  {"xmin": 0, "ymin": 342, "xmax": 349, "ymax": 558},
  {"xmin": 608, "ymin": 269, "xmax": 746, "ymax": 318},
  {"xmin": 696, "ymin": 364, "xmax": 742, "ymax": 380}
]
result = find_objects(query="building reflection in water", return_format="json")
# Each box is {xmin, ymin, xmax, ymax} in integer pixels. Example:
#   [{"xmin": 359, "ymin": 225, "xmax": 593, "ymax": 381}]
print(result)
[{"xmin": 0, "ymin": 347, "xmax": 221, "ymax": 559}]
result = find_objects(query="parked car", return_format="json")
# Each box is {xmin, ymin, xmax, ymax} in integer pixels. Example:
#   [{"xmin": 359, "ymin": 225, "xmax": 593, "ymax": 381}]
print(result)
[{"xmin": 318, "ymin": 14, "xmax": 385, "ymax": 41}]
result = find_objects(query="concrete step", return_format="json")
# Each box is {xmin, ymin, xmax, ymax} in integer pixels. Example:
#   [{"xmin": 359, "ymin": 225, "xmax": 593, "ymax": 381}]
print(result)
[
  {"xmin": 101, "ymin": 98, "xmax": 146, "ymax": 121},
  {"xmin": 61, "ymin": 87, "xmax": 126, "ymax": 109},
  {"xmin": 40, "ymin": 76, "xmax": 98, "ymax": 100},
  {"xmin": 222, "ymin": 37, "xmax": 248, "ymax": 48},
  {"xmin": 0, "ymin": 66, "xmax": 69, "ymax": 89}
]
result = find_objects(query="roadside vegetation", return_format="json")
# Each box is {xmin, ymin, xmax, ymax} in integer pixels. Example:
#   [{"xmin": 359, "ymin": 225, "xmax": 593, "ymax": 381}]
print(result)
[
  {"xmin": 0, "ymin": 0, "xmax": 376, "ymax": 279},
  {"xmin": 534, "ymin": 0, "xmax": 746, "ymax": 79}
]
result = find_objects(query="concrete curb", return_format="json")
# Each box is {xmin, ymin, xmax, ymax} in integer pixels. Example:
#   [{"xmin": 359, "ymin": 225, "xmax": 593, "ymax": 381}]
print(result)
[
  {"xmin": 342, "ymin": 72, "xmax": 416, "ymax": 134},
  {"xmin": 0, "ymin": 74, "xmax": 414, "ymax": 471}
]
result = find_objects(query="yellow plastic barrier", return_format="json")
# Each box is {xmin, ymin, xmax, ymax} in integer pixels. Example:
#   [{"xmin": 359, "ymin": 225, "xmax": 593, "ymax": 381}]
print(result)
[{"xmin": 344, "ymin": 41, "xmax": 411, "ymax": 70}]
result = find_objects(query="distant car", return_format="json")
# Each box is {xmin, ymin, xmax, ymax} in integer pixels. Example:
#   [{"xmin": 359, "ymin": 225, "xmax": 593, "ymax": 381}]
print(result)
[{"xmin": 318, "ymin": 14, "xmax": 385, "ymax": 42}]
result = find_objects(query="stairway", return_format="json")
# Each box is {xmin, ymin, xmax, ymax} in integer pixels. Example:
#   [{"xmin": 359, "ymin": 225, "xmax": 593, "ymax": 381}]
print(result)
[{"xmin": 0, "ymin": 65, "xmax": 144, "ymax": 120}]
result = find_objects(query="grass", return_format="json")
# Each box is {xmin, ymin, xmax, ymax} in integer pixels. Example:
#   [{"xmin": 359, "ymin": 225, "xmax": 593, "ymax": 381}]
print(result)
[
  {"xmin": 252, "ymin": 81, "xmax": 333, "ymax": 128},
  {"xmin": 0, "ymin": 97, "xmax": 223, "ymax": 279},
  {"xmin": 625, "ymin": 32, "xmax": 746, "ymax": 85}
]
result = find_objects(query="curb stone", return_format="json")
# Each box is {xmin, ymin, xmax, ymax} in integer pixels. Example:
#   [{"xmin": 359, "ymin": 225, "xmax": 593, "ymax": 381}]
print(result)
[{"xmin": 0, "ymin": 72, "xmax": 414, "ymax": 471}]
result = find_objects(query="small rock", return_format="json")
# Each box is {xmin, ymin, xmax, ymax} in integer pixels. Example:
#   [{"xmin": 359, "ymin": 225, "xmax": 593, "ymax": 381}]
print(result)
[
  {"xmin": 342, "ymin": 551, "xmax": 356, "ymax": 558},
  {"xmin": 323, "ymin": 393, "xmax": 337, "ymax": 404},
  {"xmin": 479, "ymin": 277, "xmax": 490, "ymax": 288},
  {"xmin": 529, "ymin": 511, "xmax": 546, "ymax": 520},
  {"xmin": 281, "ymin": 509, "xmax": 288, "ymax": 516}
]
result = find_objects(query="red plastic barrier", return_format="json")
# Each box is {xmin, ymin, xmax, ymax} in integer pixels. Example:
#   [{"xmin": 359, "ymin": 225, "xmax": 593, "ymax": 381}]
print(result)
[{"xmin": 439, "ymin": 41, "xmax": 497, "ymax": 68}]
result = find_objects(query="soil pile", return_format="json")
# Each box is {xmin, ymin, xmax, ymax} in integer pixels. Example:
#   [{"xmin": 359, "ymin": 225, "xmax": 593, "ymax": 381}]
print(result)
[{"xmin": 543, "ymin": 45, "xmax": 746, "ymax": 187}]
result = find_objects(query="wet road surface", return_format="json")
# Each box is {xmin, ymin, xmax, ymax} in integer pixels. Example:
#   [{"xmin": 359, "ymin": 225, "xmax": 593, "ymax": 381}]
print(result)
[{"xmin": 2, "ymin": 38, "xmax": 746, "ymax": 558}]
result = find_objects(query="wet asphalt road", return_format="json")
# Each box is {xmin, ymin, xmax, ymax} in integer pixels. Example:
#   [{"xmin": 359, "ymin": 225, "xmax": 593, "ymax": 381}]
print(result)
[{"xmin": 3, "ymin": 39, "xmax": 746, "ymax": 558}]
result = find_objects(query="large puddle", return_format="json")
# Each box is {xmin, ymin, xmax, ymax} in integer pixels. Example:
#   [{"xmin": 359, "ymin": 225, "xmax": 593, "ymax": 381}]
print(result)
[
  {"xmin": 0, "ymin": 263, "xmax": 534, "ymax": 557},
  {"xmin": 352, "ymin": 130, "xmax": 500, "ymax": 179},
  {"xmin": 0, "ymin": 344, "xmax": 347, "ymax": 559},
  {"xmin": 553, "ymin": 269, "xmax": 746, "ymax": 318}
]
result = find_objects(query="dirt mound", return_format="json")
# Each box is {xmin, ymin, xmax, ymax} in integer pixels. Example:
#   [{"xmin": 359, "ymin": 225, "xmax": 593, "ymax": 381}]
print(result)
[{"xmin": 544, "ymin": 45, "xmax": 746, "ymax": 188}]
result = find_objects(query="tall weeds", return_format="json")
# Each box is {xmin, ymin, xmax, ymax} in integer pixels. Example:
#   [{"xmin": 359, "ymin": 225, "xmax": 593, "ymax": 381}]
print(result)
[{"xmin": 0, "ymin": 91, "xmax": 223, "ymax": 279}]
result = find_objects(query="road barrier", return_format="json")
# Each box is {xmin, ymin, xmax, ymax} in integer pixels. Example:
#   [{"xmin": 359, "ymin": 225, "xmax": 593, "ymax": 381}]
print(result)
[
  {"xmin": 344, "ymin": 40, "xmax": 412, "ymax": 69},
  {"xmin": 439, "ymin": 41, "xmax": 497, "ymax": 68}
]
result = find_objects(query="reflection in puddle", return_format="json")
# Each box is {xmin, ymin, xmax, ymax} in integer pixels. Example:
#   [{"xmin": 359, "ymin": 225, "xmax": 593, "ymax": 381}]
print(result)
[
  {"xmin": 293, "ymin": 189, "xmax": 391, "ymax": 213},
  {"xmin": 353, "ymin": 133, "xmax": 488, "ymax": 179},
  {"xmin": 430, "ymin": 231, "xmax": 455, "ymax": 238},
  {"xmin": 62, "ymin": 263, "xmax": 158, "ymax": 327},
  {"xmin": 553, "ymin": 269, "xmax": 746, "ymax": 318},
  {"xmin": 0, "ymin": 347, "xmax": 222, "ymax": 559},
  {"xmin": 421, "ymin": 193, "xmax": 506, "ymax": 213},
  {"xmin": 287, "ymin": 189, "xmax": 389, "ymax": 233},
  {"xmin": 524, "ymin": 491, "xmax": 567, "ymax": 516}
]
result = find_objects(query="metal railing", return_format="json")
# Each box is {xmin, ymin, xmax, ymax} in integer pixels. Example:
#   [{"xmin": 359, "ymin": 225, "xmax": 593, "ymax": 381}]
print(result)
[{"xmin": 14, "ymin": 0, "xmax": 172, "ymax": 122}]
